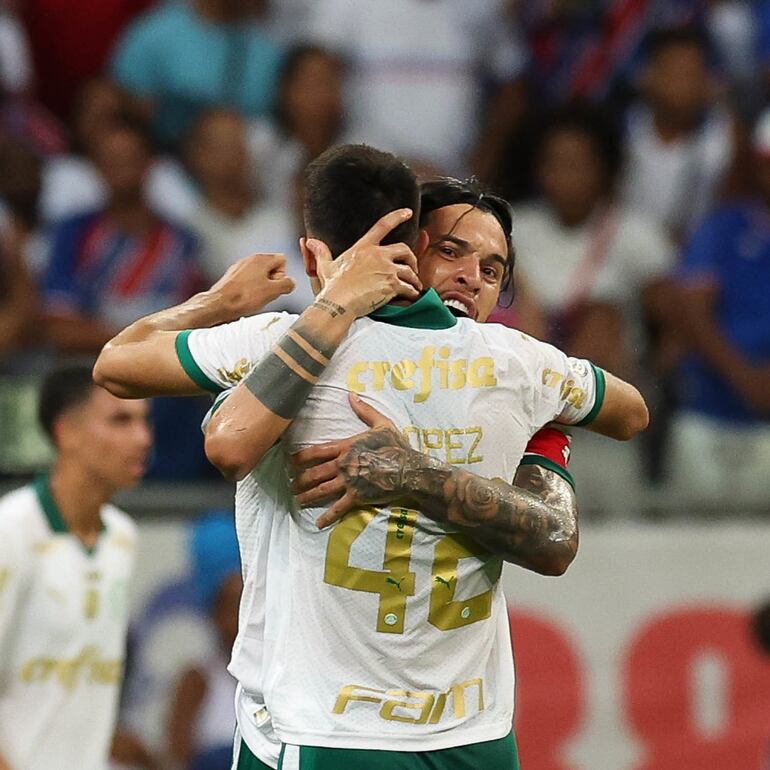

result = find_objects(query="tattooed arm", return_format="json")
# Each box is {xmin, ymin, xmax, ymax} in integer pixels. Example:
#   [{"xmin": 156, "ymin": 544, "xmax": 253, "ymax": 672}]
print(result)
[
  {"xmin": 205, "ymin": 210, "xmax": 421, "ymax": 480},
  {"xmin": 293, "ymin": 395, "xmax": 578, "ymax": 576}
]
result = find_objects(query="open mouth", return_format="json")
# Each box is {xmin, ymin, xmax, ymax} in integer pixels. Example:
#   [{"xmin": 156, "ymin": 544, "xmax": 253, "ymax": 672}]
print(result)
[{"xmin": 442, "ymin": 296, "xmax": 475, "ymax": 319}]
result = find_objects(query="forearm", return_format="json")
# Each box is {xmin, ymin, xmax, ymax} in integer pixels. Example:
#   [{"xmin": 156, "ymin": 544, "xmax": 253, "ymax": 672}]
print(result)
[
  {"xmin": 109, "ymin": 288, "xmax": 238, "ymax": 347},
  {"xmin": 584, "ymin": 369, "xmax": 649, "ymax": 441},
  {"xmin": 400, "ymin": 455, "xmax": 577, "ymax": 575},
  {"xmin": 94, "ymin": 289, "xmax": 238, "ymax": 397},
  {"xmin": 332, "ymin": 429, "xmax": 579, "ymax": 574},
  {"xmin": 206, "ymin": 298, "xmax": 353, "ymax": 479}
]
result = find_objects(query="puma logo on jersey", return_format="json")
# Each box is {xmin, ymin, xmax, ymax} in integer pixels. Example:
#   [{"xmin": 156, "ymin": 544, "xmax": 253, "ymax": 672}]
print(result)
[
  {"xmin": 347, "ymin": 346, "xmax": 497, "ymax": 403},
  {"xmin": 385, "ymin": 576, "xmax": 405, "ymax": 592},
  {"xmin": 434, "ymin": 576, "xmax": 454, "ymax": 591}
]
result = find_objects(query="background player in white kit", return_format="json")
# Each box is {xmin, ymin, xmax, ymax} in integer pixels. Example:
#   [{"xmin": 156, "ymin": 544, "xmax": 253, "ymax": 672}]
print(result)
[
  {"xmin": 94, "ymin": 144, "xmax": 648, "ymax": 768},
  {"xmin": 0, "ymin": 365, "xmax": 151, "ymax": 770}
]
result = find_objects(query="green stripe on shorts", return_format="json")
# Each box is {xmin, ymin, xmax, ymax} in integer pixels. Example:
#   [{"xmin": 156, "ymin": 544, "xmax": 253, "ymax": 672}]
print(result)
[{"xmin": 278, "ymin": 732, "xmax": 519, "ymax": 770}]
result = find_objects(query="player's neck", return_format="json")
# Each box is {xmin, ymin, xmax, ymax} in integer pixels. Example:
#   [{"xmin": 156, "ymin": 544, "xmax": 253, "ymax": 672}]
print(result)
[{"xmin": 48, "ymin": 462, "xmax": 111, "ymax": 542}]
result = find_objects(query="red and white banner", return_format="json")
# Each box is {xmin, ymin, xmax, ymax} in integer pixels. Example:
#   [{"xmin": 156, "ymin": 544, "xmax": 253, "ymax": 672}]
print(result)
[{"xmin": 131, "ymin": 522, "xmax": 770, "ymax": 768}]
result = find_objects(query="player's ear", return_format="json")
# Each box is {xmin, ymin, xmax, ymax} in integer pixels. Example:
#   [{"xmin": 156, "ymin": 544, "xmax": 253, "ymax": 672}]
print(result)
[
  {"xmin": 300, "ymin": 237, "xmax": 316, "ymax": 278},
  {"xmin": 416, "ymin": 228, "xmax": 430, "ymax": 257},
  {"xmin": 54, "ymin": 412, "xmax": 80, "ymax": 454}
]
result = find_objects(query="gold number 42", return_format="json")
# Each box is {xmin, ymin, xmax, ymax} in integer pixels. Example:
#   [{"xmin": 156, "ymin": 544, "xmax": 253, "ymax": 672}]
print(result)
[{"xmin": 324, "ymin": 507, "xmax": 496, "ymax": 635}]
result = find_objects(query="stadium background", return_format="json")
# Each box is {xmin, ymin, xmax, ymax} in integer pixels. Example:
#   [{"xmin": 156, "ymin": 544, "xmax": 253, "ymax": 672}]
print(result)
[{"xmin": 0, "ymin": 0, "xmax": 769, "ymax": 767}]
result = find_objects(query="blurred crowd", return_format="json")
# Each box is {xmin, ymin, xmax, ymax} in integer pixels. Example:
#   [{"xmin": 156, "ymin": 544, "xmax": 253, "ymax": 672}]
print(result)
[{"xmin": 1, "ymin": 0, "xmax": 770, "ymax": 514}]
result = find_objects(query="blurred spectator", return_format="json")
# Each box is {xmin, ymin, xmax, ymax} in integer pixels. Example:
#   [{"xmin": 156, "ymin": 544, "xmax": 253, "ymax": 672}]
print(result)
[
  {"xmin": 0, "ymin": 225, "xmax": 36, "ymax": 364},
  {"xmin": 40, "ymin": 119, "xmax": 211, "ymax": 480},
  {"xmin": 265, "ymin": 0, "xmax": 314, "ymax": 45},
  {"xmin": 167, "ymin": 513, "xmax": 241, "ymax": 770},
  {"xmin": 20, "ymin": 0, "xmax": 155, "ymax": 120},
  {"xmin": 707, "ymin": 0, "xmax": 761, "ymax": 116},
  {"xmin": 40, "ymin": 78, "xmax": 198, "ymax": 226},
  {"xmin": 0, "ymin": 3, "xmax": 32, "ymax": 97},
  {"xmin": 513, "ymin": 106, "xmax": 674, "ymax": 378},
  {"xmin": 511, "ymin": 106, "xmax": 675, "ymax": 513},
  {"xmin": 186, "ymin": 108, "xmax": 313, "ymax": 312},
  {"xmin": 754, "ymin": 1, "xmax": 770, "ymax": 109},
  {"xmin": 111, "ymin": 0, "xmax": 282, "ymax": 149},
  {"xmin": 0, "ymin": 135, "xmax": 47, "ymax": 276},
  {"xmin": 248, "ymin": 43, "xmax": 344, "ymax": 210},
  {"xmin": 518, "ymin": 0, "xmax": 704, "ymax": 109},
  {"xmin": 0, "ymin": 2, "xmax": 65, "ymax": 155},
  {"xmin": 671, "ymin": 109, "xmax": 770, "ymax": 509},
  {"xmin": 486, "ymin": 273, "xmax": 548, "ymax": 341},
  {"xmin": 307, "ymin": 0, "xmax": 527, "ymax": 175},
  {"xmin": 621, "ymin": 27, "xmax": 738, "ymax": 243},
  {"xmin": 41, "ymin": 120, "xmax": 202, "ymax": 350}
]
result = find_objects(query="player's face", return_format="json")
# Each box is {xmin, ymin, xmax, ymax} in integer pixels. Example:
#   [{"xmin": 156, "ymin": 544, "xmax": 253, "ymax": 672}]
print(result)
[
  {"xmin": 418, "ymin": 204, "xmax": 508, "ymax": 323},
  {"xmin": 67, "ymin": 389, "xmax": 152, "ymax": 490}
]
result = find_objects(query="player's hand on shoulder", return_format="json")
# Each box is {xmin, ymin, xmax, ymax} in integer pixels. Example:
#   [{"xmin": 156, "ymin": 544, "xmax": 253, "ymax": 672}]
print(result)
[
  {"xmin": 307, "ymin": 208, "xmax": 422, "ymax": 317},
  {"xmin": 291, "ymin": 394, "xmax": 413, "ymax": 528},
  {"xmin": 209, "ymin": 253, "xmax": 296, "ymax": 319}
]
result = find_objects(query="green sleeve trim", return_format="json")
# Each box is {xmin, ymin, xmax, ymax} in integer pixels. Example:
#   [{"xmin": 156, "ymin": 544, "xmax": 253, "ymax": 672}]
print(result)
[
  {"xmin": 201, "ymin": 390, "xmax": 230, "ymax": 433},
  {"xmin": 175, "ymin": 330, "xmax": 224, "ymax": 394},
  {"xmin": 519, "ymin": 455, "xmax": 576, "ymax": 490},
  {"xmin": 574, "ymin": 364, "xmax": 606, "ymax": 427}
]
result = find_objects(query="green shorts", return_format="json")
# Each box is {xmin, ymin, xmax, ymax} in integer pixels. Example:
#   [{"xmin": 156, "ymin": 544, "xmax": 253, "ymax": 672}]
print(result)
[{"xmin": 276, "ymin": 733, "xmax": 519, "ymax": 770}]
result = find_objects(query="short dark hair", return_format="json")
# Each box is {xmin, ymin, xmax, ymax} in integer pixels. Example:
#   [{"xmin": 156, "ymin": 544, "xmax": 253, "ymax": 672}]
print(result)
[
  {"xmin": 303, "ymin": 144, "xmax": 420, "ymax": 258},
  {"xmin": 538, "ymin": 103, "xmax": 624, "ymax": 189},
  {"xmin": 643, "ymin": 25, "xmax": 710, "ymax": 64},
  {"xmin": 419, "ymin": 177, "xmax": 516, "ymax": 298},
  {"xmin": 38, "ymin": 365, "xmax": 97, "ymax": 445}
]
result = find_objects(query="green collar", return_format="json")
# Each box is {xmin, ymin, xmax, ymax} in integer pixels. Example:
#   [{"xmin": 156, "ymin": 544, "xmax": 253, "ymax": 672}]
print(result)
[
  {"xmin": 369, "ymin": 288, "xmax": 457, "ymax": 330},
  {"xmin": 33, "ymin": 474, "xmax": 105, "ymax": 554}
]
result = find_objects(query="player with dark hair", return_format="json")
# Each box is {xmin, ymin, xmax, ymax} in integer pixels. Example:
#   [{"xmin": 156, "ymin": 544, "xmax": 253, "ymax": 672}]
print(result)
[
  {"xmin": 303, "ymin": 143, "xmax": 421, "ymax": 260},
  {"xmin": 95, "ymin": 145, "xmax": 647, "ymax": 769},
  {"xmin": 0, "ymin": 366, "xmax": 151, "ymax": 770}
]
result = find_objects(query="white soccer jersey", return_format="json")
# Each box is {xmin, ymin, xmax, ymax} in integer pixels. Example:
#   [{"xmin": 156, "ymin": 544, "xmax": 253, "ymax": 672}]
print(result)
[
  {"xmin": 0, "ymin": 478, "xmax": 137, "ymax": 770},
  {"xmin": 178, "ymin": 291, "xmax": 602, "ymax": 754}
]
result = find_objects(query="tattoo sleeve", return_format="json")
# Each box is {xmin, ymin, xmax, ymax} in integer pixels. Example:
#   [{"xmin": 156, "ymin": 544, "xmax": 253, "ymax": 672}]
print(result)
[
  {"xmin": 244, "ymin": 307, "xmax": 339, "ymax": 420},
  {"xmin": 337, "ymin": 430, "xmax": 579, "ymax": 576}
]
